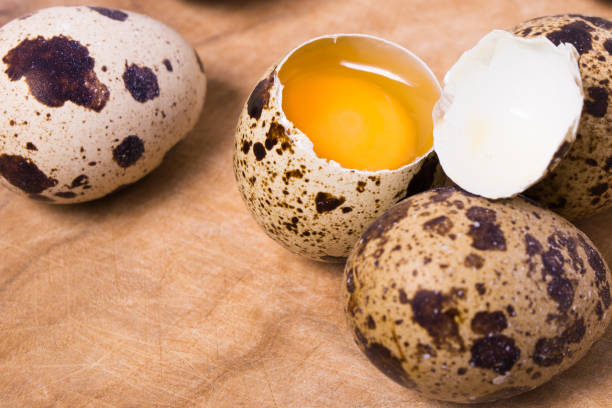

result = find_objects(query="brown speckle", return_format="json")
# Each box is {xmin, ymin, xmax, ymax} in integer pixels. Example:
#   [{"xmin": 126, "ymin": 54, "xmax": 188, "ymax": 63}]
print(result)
[
  {"xmin": 162, "ymin": 59, "xmax": 173, "ymax": 72},
  {"xmin": 465, "ymin": 253, "xmax": 485, "ymax": 269},
  {"xmin": 55, "ymin": 191, "xmax": 76, "ymax": 198},
  {"xmin": 315, "ymin": 192, "xmax": 345, "ymax": 213},
  {"xmin": 410, "ymin": 289, "xmax": 465, "ymax": 352},
  {"xmin": 471, "ymin": 311, "xmax": 508, "ymax": 336},
  {"xmin": 589, "ymin": 182, "xmax": 608, "ymax": 196},
  {"xmin": 253, "ymin": 143, "xmax": 266, "ymax": 161},
  {"xmin": 346, "ymin": 268, "xmax": 356, "ymax": 293},
  {"xmin": 546, "ymin": 21, "xmax": 593, "ymax": 54},
  {"xmin": 466, "ymin": 206, "xmax": 507, "ymax": 251},
  {"xmin": 113, "ymin": 136, "xmax": 144, "ymax": 168},
  {"xmin": 88, "ymin": 6, "xmax": 128, "ymax": 21},
  {"xmin": 25, "ymin": 142, "xmax": 37, "ymax": 151},
  {"xmin": 475, "ymin": 283, "xmax": 486, "ymax": 295},
  {"xmin": 470, "ymin": 335, "xmax": 520, "ymax": 374},
  {"xmin": 547, "ymin": 276, "xmax": 574, "ymax": 313},
  {"xmin": 247, "ymin": 72, "xmax": 274, "ymax": 120},
  {"xmin": 71, "ymin": 174, "xmax": 88, "ymax": 188},
  {"xmin": 584, "ymin": 87, "xmax": 608, "ymax": 118},
  {"xmin": 423, "ymin": 215, "xmax": 453, "ymax": 236},
  {"xmin": 533, "ymin": 318, "xmax": 585, "ymax": 366},
  {"xmin": 241, "ymin": 140, "xmax": 252, "ymax": 154},
  {"xmin": 0, "ymin": 154, "xmax": 57, "ymax": 194},
  {"xmin": 605, "ymin": 39, "xmax": 612, "ymax": 55},
  {"xmin": 3, "ymin": 35, "xmax": 109, "ymax": 111},
  {"xmin": 123, "ymin": 63, "xmax": 159, "ymax": 103},
  {"xmin": 367, "ymin": 315, "xmax": 376, "ymax": 329}
]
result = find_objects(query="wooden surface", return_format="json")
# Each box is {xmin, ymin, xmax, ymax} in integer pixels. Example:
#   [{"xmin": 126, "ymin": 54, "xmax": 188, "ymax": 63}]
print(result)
[{"xmin": 1, "ymin": 0, "xmax": 611, "ymax": 406}]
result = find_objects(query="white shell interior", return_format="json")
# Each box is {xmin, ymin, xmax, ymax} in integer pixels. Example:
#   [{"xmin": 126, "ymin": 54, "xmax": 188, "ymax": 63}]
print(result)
[{"xmin": 433, "ymin": 30, "xmax": 583, "ymax": 199}]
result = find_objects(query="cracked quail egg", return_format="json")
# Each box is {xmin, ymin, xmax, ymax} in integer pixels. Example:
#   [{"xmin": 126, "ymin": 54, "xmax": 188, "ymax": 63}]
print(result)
[{"xmin": 234, "ymin": 34, "xmax": 444, "ymax": 262}]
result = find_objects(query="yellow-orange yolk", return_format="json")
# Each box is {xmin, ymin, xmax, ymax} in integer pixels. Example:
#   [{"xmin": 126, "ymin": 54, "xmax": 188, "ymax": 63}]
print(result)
[
  {"xmin": 282, "ymin": 70, "xmax": 417, "ymax": 171},
  {"xmin": 279, "ymin": 37, "xmax": 439, "ymax": 171}
]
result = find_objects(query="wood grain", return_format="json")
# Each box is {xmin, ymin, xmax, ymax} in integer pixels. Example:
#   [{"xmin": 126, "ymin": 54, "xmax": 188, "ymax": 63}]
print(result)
[{"xmin": 0, "ymin": 0, "xmax": 611, "ymax": 406}]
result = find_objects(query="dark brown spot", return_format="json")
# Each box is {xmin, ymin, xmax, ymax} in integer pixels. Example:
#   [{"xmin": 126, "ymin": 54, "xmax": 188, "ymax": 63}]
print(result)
[
  {"xmin": 55, "ymin": 191, "xmax": 76, "ymax": 198},
  {"xmin": 595, "ymin": 302, "xmax": 604, "ymax": 320},
  {"xmin": 346, "ymin": 268, "xmax": 356, "ymax": 293},
  {"xmin": 423, "ymin": 215, "xmax": 453, "ymax": 236},
  {"xmin": 457, "ymin": 367, "xmax": 467, "ymax": 375},
  {"xmin": 605, "ymin": 39, "xmax": 612, "ymax": 56},
  {"xmin": 3, "ymin": 35, "xmax": 109, "ymax": 111},
  {"xmin": 113, "ymin": 136, "xmax": 144, "ymax": 168},
  {"xmin": 405, "ymin": 155, "xmax": 439, "ymax": 198},
  {"xmin": 241, "ymin": 140, "xmax": 251, "ymax": 154},
  {"xmin": 25, "ymin": 142, "xmax": 37, "ymax": 151},
  {"xmin": 589, "ymin": 182, "xmax": 608, "ymax": 196},
  {"xmin": 541, "ymin": 248, "xmax": 565, "ymax": 277},
  {"xmin": 0, "ymin": 154, "xmax": 57, "ymax": 194},
  {"xmin": 283, "ymin": 169, "xmax": 302, "ymax": 183},
  {"xmin": 579, "ymin": 15, "xmax": 612, "ymax": 29},
  {"xmin": 521, "ymin": 27, "xmax": 532, "ymax": 36},
  {"xmin": 315, "ymin": 192, "xmax": 345, "ymax": 213},
  {"xmin": 71, "ymin": 174, "xmax": 88, "ymax": 188},
  {"xmin": 506, "ymin": 305, "xmax": 516, "ymax": 317},
  {"xmin": 252, "ymin": 143, "xmax": 266, "ymax": 161},
  {"xmin": 194, "ymin": 50, "xmax": 205, "ymax": 74},
  {"xmin": 410, "ymin": 289, "xmax": 465, "ymax": 352},
  {"xmin": 466, "ymin": 206, "xmax": 507, "ymax": 251},
  {"xmin": 471, "ymin": 311, "xmax": 508, "ymax": 336},
  {"xmin": 577, "ymin": 234, "xmax": 610, "ymax": 309},
  {"xmin": 465, "ymin": 253, "xmax": 485, "ymax": 269},
  {"xmin": 29, "ymin": 194, "xmax": 53, "ymax": 202},
  {"xmin": 356, "ymin": 181, "xmax": 366, "ymax": 193},
  {"xmin": 584, "ymin": 87, "xmax": 608, "ymax": 118},
  {"xmin": 247, "ymin": 73, "xmax": 274, "ymax": 120},
  {"xmin": 342, "ymin": 207, "xmax": 353, "ymax": 213},
  {"xmin": 123, "ymin": 63, "xmax": 159, "ymax": 103},
  {"xmin": 547, "ymin": 276, "xmax": 574, "ymax": 313},
  {"xmin": 162, "ymin": 59, "xmax": 173, "ymax": 72},
  {"xmin": 475, "ymin": 283, "xmax": 486, "ymax": 295},
  {"xmin": 533, "ymin": 318, "xmax": 585, "ymax": 366},
  {"xmin": 605, "ymin": 157, "xmax": 612, "ymax": 173},
  {"xmin": 367, "ymin": 315, "xmax": 376, "ymax": 329},
  {"xmin": 398, "ymin": 288, "xmax": 409, "ymax": 304},
  {"xmin": 363, "ymin": 343, "xmax": 416, "ymax": 389},
  {"xmin": 354, "ymin": 327, "xmax": 367, "ymax": 346},
  {"xmin": 88, "ymin": 6, "xmax": 128, "ymax": 21},
  {"xmin": 547, "ymin": 21, "xmax": 593, "ymax": 54},
  {"xmin": 470, "ymin": 335, "xmax": 520, "ymax": 374}
]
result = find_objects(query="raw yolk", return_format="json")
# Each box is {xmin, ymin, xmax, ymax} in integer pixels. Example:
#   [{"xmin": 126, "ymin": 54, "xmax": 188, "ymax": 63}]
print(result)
[
  {"xmin": 282, "ymin": 70, "xmax": 417, "ymax": 171},
  {"xmin": 279, "ymin": 37, "xmax": 438, "ymax": 171}
]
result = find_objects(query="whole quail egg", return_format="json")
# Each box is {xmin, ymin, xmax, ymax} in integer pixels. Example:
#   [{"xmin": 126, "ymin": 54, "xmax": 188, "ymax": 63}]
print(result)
[
  {"xmin": 513, "ymin": 14, "xmax": 612, "ymax": 220},
  {"xmin": 344, "ymin": 187, "xmax": 611, "ymax": 403},
  {"xmin": 0, "ymin": 6, "xmax": 206, "ymax": 203},
  {"xmin": 233, "ymin": 34, "xmax": 444, "ymax": 262}
]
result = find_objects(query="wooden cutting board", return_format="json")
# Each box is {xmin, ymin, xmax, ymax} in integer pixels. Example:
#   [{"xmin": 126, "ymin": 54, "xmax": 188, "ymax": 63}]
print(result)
[{"xmin": 1, "ymin": 0, "xmax": 611, "ymax": 406}]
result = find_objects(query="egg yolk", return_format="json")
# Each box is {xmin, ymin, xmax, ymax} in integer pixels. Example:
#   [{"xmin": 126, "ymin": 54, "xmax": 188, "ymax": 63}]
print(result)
[{"xmin": 279, "ymin": 37, "xmax": 439, "ymax": 171}]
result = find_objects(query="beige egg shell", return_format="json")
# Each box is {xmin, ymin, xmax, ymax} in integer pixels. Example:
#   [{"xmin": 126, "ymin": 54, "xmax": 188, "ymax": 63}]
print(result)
[
  {"xmin": 343, "ymin": 187, "xmax": 611, "ymax": 403},
  {"xmin": 233, "ymin": 68, "xmax": 445, "ymax": 262},
  {"xmin": 0, "ymin": 6, "xmax": 206, "ymax": 203},
  {"xmin": 513, "ymin": 15, "xmax": 612, "ymax": 220}
]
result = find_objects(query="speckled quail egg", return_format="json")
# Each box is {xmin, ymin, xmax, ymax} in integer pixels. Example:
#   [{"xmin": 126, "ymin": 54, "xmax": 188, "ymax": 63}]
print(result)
[
  {"xmin": 233, "ymin": 34, "xmax": 444, "ymax": 262},
  {"xmin": 512, "ymin": 14, "xmax": 612, "ymax": 220},
  {"xmin": 344, "ymin": 187, "xmax": 611, "ymax": 403},
  {"xmin": 0, "ymin": 6, "xmax": 206, "ymax": 203}
]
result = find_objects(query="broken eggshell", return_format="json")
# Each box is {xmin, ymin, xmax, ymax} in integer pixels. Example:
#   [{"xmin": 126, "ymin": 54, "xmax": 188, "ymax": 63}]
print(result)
[
  {"xmin": 433, "ymin": 30, "xmax": 584, "ymax": 201},
  {"xmin": 344, "ymin": 186, "xmax": 612, "ymax": 403},
  {"xmin": 233, "ymin": 34, "xmax": 444, "ymax": 262},
  {"xmin": 0, "ymin": 6, "xmax": 206, "ymax": 203},
  {"xmin": 514, "ymin": 14, "xmax": 612, "ymax": 220}
]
